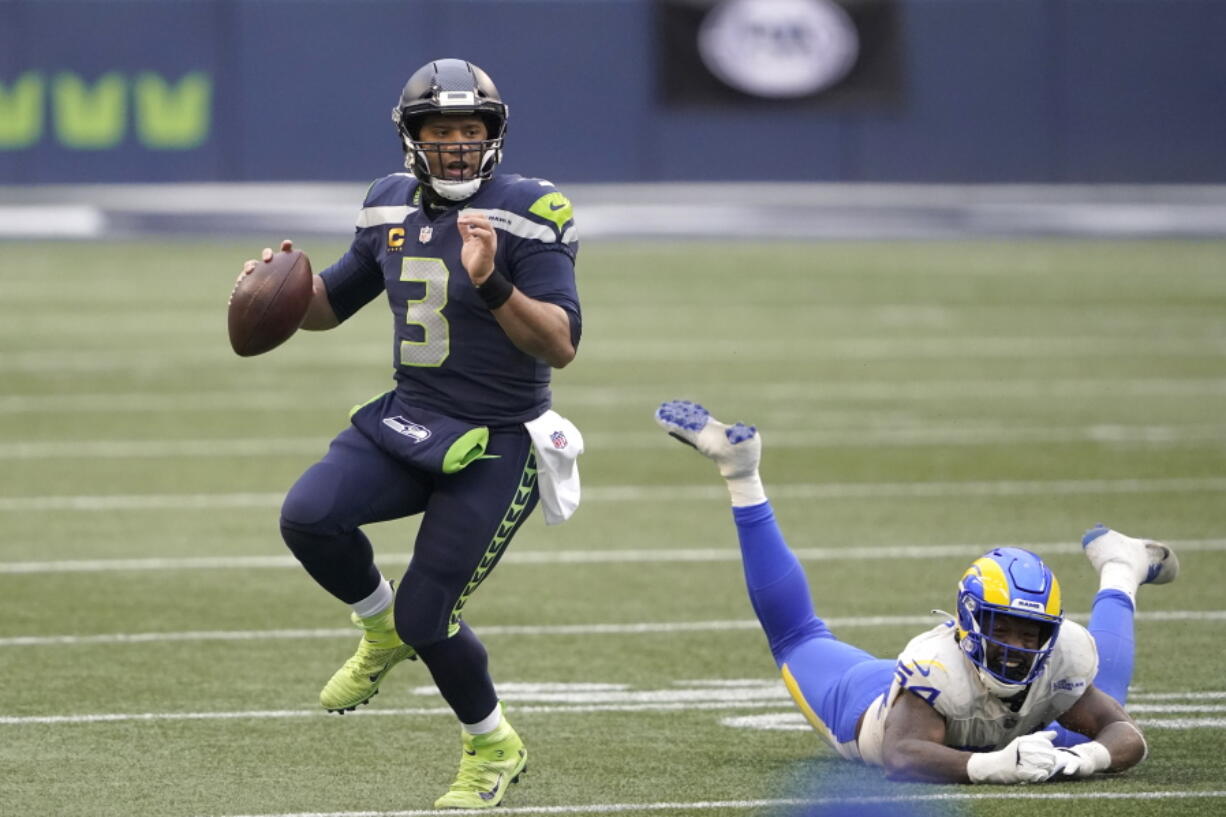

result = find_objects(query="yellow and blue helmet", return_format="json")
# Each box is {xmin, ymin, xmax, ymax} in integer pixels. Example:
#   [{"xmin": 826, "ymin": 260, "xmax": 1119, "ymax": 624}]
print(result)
[{"xmin": 955, "ymin": 547, "xmax": 1063, "ymax": 694}]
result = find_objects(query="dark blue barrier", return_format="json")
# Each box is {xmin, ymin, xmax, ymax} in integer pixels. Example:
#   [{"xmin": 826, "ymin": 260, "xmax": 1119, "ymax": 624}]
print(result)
[{"xmin": 0, "ymin": 0, "xmax": 1223, "ymax": 184}]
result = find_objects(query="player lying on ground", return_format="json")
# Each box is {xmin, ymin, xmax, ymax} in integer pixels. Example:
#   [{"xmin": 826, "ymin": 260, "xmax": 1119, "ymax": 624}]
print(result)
[{"xmin": 655, "ymin": 400, "xmax": 1179, "ymax": 784}]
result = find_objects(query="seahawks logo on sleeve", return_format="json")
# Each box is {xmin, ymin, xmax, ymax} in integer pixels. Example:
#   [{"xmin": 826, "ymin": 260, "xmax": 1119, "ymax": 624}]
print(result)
[
  {"xmin": 528, "ymin": 191, "xmax": 575, "ymax": 239},
  {"xmin": 465, "ymin": 177, "xmax": 578, "ymax": 251}
]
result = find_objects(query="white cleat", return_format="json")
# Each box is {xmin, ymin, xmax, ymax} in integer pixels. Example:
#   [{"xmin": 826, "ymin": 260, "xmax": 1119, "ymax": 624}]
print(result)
[
  {"xmin": 1081, "ymin": 524, "xmax": 1180, "ymax": 586},
  {"xmin": 655, "ymin": 400, "xmax": 761, "ymax": 479}
]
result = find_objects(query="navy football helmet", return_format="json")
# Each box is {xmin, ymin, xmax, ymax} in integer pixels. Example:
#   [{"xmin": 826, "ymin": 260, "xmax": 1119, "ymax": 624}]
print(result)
[
  {"xmin": 392, "ymin": 59, "xmax": 508, "ymax": 201},
  {"xmin": 955, "ymin": 547, "xmax": 1063, "ymax": 696}
]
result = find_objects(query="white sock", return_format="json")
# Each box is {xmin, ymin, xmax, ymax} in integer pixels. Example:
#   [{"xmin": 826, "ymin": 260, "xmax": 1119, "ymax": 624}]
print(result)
[
  {"xmin": 1099, "ymin": 563, "xmax": 1139, "ymax": 607},
  {"xmin": 727, "ymin": 472, "xmax": 767, "ymax": 507},
  {"xmin": 351, "ymin": 577, "xmax": 394, "ymax": 619},
  {"xmin": 463, "ymin": 704, "xmax": 503, "ymax": 736}
]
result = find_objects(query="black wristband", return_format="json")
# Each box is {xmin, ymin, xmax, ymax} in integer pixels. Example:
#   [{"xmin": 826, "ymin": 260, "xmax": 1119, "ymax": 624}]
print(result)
[{"xmin": 476, "ymin": 269, "xmax": 514, "ymax": 310}]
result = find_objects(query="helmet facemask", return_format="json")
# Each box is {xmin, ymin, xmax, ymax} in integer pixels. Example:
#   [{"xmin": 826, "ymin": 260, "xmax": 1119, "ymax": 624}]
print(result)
[
  {"xmin": 395, "ymin": 112, "xmax": 504, "ymax": 201},
  {"xmin": 957, "ymin": 597, "xmax": 1060, "ymax": 694}
]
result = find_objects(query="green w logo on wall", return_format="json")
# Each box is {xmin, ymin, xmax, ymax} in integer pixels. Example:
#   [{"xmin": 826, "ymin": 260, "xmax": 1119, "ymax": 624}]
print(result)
[{"xmin": 0, "ymin": 72, "xmax": 211, "ymax": 150}]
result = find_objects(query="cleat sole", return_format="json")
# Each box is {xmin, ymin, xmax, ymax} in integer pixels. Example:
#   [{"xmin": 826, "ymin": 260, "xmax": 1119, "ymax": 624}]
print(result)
[{"xmin": 324, "ymin": 687, "xmax": 379, "ymax": 715}]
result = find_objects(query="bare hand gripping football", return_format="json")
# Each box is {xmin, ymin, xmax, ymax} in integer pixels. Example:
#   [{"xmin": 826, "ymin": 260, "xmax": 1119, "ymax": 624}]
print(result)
[{"xmin": 228, "ymin": 240, "xmax": 313, "ymax": 356}]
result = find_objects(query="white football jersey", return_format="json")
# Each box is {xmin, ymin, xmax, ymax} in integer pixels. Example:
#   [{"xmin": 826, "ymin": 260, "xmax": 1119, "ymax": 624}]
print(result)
[{"xmin": 856, "ymin": 619, "xmax": 1098, "ymax": 766}]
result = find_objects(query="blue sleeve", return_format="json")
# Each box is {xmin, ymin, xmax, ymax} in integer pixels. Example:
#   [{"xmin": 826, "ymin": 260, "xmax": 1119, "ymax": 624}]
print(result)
[
  {"xmin": 320, "ymin": 232, "xmax": 384, "ymax": 323},
  {"xmin": 510, "ymin": 245, "xmax": 582, "ymax": 349}
]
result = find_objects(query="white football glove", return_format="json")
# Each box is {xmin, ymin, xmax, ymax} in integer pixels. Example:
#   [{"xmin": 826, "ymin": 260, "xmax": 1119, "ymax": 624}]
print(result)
[
  {"xmin": 1050, "ymin": 741, "xmax": 1112, "ymax": 779},
  {"xmin": 966, "ymin": 730, "xmax": 1061, "ymax": 784}
]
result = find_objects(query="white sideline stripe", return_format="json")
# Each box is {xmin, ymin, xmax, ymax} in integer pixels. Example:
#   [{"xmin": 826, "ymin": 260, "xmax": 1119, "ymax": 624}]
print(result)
[
  {"xmin": 200, "ymin": 791, "xmax": 1226, "ymax": 817},
  {"xmin": 0, "ymin": 205, "xmax": 104, "ymax": 237},
  {"xmin": 4, "ymin": 377, "xmax": 1226, "ymax": 414},
  {"xmin": 4, "ymin": 476, "xmax": 1226, "ymax": 512},
  {"xmin": 7, "ymin": 423, "xmax": 1226, "ymax": 459},
  {"xmin": 3, "ymin": 610, "xmax": 1222, "ymax": 648},
  {"xmin": 6, "ymin": 539, "xmax": 1226, "ymax": 575}
]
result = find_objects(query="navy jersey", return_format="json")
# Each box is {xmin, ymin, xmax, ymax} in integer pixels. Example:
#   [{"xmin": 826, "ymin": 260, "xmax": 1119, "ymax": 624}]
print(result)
[{"xmin": 320, "ymin": 173, "xmax": 581, "ymax": 426}]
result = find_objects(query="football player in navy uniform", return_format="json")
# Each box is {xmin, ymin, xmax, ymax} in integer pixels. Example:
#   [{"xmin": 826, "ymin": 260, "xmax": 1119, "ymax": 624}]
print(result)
[
  {"xmin": 239, "ymin": 59, "xmax": 580, "ymax": 808},
  {"xmin": 655, "ymin": 400, "xmax": 1179, "ymax": 784}
]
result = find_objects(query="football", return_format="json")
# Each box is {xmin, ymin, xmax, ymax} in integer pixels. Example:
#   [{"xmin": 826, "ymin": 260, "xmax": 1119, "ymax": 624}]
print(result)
[{"xmin": 227, "ymin": 249, "xmax": 313, "ymax": 356}]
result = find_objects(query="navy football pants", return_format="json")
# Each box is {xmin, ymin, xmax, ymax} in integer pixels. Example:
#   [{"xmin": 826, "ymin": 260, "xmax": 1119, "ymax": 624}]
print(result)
[{"xmin": 279, "ymin": 423, "xmax": 539, "ymax": 721}]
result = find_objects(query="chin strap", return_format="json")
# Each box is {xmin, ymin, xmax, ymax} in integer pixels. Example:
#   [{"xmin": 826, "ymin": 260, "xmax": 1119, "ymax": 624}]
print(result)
[{"xmin": 430, "ymin": 178, "xmax": 483, "ymax": 201}]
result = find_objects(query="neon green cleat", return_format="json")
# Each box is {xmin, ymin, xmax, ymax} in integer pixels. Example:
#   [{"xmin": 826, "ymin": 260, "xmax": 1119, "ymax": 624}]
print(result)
[
  {"xmin": 434, "ymin": 717, "xmax": 528, "ymax": 809},
  {"xmin": 319, "ymin": 606, "xmax": 415, "ymax": 713}
]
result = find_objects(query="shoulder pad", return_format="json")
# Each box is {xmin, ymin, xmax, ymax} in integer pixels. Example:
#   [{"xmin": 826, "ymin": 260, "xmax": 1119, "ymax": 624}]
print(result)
[
  {"xmin": 354, "ymin": 174, "xmax": 419, "ymax": 230},
  {"xmin": 363, "ymin": 173, "xmax": 417, "ymax": 207},
  {"xmin": 1052, "ymin": 620, "xmax": 1099, "ymax": 682},
  {"xmin": 894, "ymin": 625, "xmax": 970, "ymax": 711}
]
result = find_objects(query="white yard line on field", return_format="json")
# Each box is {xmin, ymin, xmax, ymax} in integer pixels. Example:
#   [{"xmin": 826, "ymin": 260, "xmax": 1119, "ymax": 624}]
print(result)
[
  {"xmin": 0, "ymin": 492, "xmax": 286, "ymax": 511},
  {"xmin": 5, "ymin": 539, "xmax": 1226, "ymax": 575},
  {"xmin": 5, "ymin": 423, "xmax": 1226, "ymax": 459},
  {"xmin": 0, "ymin": 336, "xmax": 1222, "ymax": 372},
  {"xmin": 2, "ymin": 476, "xmax": 1226, "ymax": 513},
  {"xmin": 1125, "ymin": 704, "xmax": 1226, "ymax": 713},
  {"xmin": 3, "ymin": 377, "xmax": 1226, "ymax": 414},
  {"xmin": 2, "ymin": 700, "xmax": 1224, "ymax": 730},
  {"xmin": 723, "ymin": 708, "xmax": 1226, "ymax": 732},
  {"xmin": 2, "ymin": 610, "xmax": 1222, "ymax": 649},
  {"xmin": 197, "ymin": 790, "xmax": 1226, "ymax": 817},
  {"xmin": 0, "ymin": 438, "xmax": 325, "ymax": 459}
]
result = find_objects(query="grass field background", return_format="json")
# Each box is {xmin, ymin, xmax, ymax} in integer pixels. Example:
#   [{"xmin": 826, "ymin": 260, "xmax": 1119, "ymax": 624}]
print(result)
[{"xmin": 1, "ymin": 238, "xmax": 1224, "ymax": 817}]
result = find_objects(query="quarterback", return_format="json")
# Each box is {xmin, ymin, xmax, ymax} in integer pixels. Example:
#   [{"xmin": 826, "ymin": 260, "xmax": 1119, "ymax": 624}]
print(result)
[
  {"xmin": 656, "ymin": 400, "xmax": 1178, "ymax": 784},
  {"xmin": 238, "ymin": 60, "xmax": 581, "ymax": 808}
]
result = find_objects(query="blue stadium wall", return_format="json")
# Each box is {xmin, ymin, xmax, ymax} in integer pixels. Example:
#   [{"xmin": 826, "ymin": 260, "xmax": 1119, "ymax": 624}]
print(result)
[{"xmin": 1, "ymin": 0, "xmax": 1223, "ymax": 185}]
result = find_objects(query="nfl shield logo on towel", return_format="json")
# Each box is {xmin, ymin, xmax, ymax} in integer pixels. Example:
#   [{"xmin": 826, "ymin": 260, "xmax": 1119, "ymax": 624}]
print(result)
[
  {"xmin": 550, "ymin": 430, "xmax": 568, "ymax": 449},
  {"xmin": 419, "ymin": 226, "xmax": 433, "ymax": 244}
]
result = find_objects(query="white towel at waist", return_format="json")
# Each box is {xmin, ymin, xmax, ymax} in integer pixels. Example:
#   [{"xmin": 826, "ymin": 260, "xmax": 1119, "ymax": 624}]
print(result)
[{"xmin": 524, "ymin": 409, "xmax": 584, "ymax": 525}]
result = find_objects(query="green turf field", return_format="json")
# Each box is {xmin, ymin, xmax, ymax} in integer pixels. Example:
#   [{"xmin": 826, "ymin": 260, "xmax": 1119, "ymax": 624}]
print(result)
[{"xmin": 1, "ymin": 238, "xmax": 1224, "ymax": 817}]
